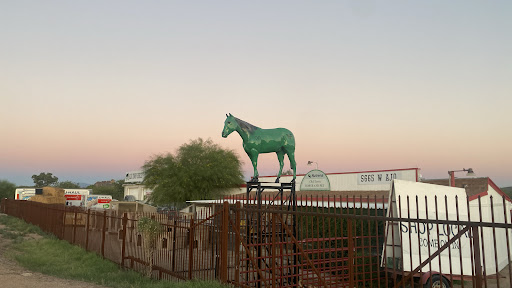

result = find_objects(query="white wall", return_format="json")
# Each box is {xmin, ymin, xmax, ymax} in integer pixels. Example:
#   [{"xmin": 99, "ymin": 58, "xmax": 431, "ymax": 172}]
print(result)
[
  {"xmin": 477, "ymin": 186, "xmax": 512, "ymax": 274},
  {"xmin": 123, "ymin": 184, "xmax": 152, "ymax": 201},
  {"xmin": 259, "ymin": 168, "xmax": 419, "ymax": 191}
]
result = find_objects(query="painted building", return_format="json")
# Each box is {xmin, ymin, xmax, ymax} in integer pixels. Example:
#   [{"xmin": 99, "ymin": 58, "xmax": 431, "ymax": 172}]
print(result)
[
  {"xmin": 123, "ymin": 170, "xmax": 152, "ymax": 201},
  {"xmin": 260, "ymin": 167, "xmax": 420, "ymax": 192},
  {"xmin": 228, "ymin": 168, "xmax": 420, "ymax": 201}
]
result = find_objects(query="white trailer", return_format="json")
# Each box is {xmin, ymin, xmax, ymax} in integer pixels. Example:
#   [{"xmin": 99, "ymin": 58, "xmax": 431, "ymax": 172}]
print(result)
[
  {"xmin": 14, "ymin": 188, "xmax": 36, "ymax": 200},
  {"xmin": 64, "ymin": 189, "xmax": 91, "ymax": 207},
  {"xmin": 85, "ymin": 195, "xmax": 113, "ymax": 209},
  {"xmin": 15, "ymin": 188, "xmax": 91, "ymax": 207},
  {"xmin": 382, "ymin": 179, "xmax": 512, "ymax": 287}
]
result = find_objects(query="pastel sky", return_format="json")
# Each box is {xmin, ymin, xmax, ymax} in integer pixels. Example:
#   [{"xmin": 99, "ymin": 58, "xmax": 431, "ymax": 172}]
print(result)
[{"xmin": 1, "ymin": 1, "xmax": 511, "ymax": 187}]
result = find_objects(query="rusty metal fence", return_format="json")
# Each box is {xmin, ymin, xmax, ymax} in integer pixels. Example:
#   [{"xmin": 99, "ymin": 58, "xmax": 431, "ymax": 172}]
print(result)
[{"xmin": 2, "ymin": 193, "xmax": 512, "ymax": 288}]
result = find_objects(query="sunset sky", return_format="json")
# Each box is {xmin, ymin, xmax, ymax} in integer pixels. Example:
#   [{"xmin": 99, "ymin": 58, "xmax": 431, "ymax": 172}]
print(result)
[{"xmin": 1, "ymin": 1, "xmax": 511, "ymax": 187}]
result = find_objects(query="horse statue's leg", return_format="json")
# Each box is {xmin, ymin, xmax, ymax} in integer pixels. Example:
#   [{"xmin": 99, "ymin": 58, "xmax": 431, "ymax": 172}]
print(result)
[
  {"xmin": 275, "ymin": 150, "xmax": 285, "ymax": 183},
  {"xmin": 287, "ymin": 151, "xmax": 297, "ymax": 183},
  {"xmin": 248, "ymin": 150, "xmax": 259, "ymax": 182}
]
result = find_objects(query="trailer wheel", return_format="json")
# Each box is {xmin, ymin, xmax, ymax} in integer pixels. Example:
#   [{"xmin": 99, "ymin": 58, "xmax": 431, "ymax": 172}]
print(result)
[{"xmin": 424, "ymin": 274, "xmax": 449, "ymax": 288}]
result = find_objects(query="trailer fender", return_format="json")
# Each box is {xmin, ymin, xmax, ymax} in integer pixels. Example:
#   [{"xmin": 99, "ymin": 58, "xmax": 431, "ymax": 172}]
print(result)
[
  {"xmin": 421, "ymin": 272, "xmax": 451, "ymax": 288},
  {"xmin": 420, "ymin": 271, "xmax": 437, "ymax": 285}
]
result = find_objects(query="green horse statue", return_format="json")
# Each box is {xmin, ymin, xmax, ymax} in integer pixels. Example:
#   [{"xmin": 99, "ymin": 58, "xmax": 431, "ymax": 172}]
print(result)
[{"xmin": 222, "ymin": 113, "xmax": 296, "ymax": 183}]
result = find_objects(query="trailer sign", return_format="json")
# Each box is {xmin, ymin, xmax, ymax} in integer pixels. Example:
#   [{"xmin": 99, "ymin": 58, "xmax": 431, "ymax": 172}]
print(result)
[
  {"xmin": 86, "ymin": 195, "xmax": 112, "ymax": 209},
  {"xmin": 400, "ymin": 220, "xmax": 471, "ymax": 253},
  {"xmin": 383, "ymin": 180, "xmax": 472, "ymax": 275},
  {"xmin": 64, "ymin": 189, "xmax": 90, "ymax": 207}
]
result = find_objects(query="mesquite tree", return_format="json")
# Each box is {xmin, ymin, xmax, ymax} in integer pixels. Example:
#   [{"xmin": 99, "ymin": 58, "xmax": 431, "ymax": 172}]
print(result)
[{"xmin": 137, "ymin": 217, "xmax": 162, "ymax": 278}]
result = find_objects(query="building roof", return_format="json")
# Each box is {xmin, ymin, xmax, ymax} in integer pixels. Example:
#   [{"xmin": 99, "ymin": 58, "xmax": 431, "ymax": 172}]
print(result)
[
  {"xmin": 422, "ymin": 177, "xmax": 489, "ymax": 198},
  {"xmin": 422, "ymin": 177, "xmax": 511, "ymax": 202},
  {"xmin": 229, "ymin": 177, "xmax": 509, "ymax": 203}
]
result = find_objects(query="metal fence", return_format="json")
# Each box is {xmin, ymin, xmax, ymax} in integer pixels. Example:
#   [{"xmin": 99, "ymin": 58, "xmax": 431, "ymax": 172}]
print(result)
[{"xmin": 2, "ymin": 192, "xmax": 512, "ymax": 288}]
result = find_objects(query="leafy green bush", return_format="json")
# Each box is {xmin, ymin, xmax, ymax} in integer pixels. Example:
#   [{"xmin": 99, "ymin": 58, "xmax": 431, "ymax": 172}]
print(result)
[{"xmin": 0, "ymin": 180, "xmax": 16, "ymax": 200}]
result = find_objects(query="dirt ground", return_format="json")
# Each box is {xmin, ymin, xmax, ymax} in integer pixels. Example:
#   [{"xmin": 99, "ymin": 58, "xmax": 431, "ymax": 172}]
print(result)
[{"xmin": 0, "ymin": 214, "xmax": 107, "ymax": 288}]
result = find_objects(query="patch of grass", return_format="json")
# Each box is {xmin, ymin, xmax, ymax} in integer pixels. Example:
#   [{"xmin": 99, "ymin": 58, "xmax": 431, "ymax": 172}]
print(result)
[
  {"xmin": 0, "ymin": 215, "xmax": 46, "ymax": 235},
  {"xmin": 0, "ymin": 215, "xmax": 47, "ymax": 243},
  {"xmin": 1, "ymin": 215, "xmax": 227, "ymax": 288}
]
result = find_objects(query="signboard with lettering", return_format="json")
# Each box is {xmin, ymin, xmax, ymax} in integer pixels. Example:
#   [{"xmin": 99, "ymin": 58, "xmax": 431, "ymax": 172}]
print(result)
[
  {"xmin": 125, "ymin": 171, "xmax": 145, "ymax": 183},
  {"xmin": 86, "ymin": 195, "xmax": 113, "ymax": 209},
  {"xmin": 357, "ymin": 171, "xmax": 402, "ymax": 185},
  {"xmin": 382, "ymin": 180, "xmax": 472, "ymax": 275},
  {"xmin": 300, "ymin": 169, "xmax": 331, "ymax": 191},
  {"xmin": 64, "ymin": 189, "xmax": 90, "ymax": 207}
]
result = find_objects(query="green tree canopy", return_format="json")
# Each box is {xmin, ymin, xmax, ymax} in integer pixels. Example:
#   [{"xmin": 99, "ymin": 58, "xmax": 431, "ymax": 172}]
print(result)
[
  {"xmin": 0, "ymin": 180, "xmax": 16, "ymax": 200},
  {"xmin": 143, "ymin": 138, "xmax": 244, "ymax": 205},
  {"xmin": 57, "ymin": 181, "xmax": 81, "ymax": 189},
  {"xmin": 89, "ymin": 180, "xmax": 125, "ymax": 200},
  {"xmin": 32, "ymin": 172, "xmax": 58, "ymax": 187}
]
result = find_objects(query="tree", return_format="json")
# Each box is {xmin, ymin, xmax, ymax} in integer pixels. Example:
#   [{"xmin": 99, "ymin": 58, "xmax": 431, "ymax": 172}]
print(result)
[
  {"xmin": 57, "ymin": 181, "xmax": 81, "ymax": 189},
  {"xmin": 0, "ymin": 180, "xmax": 16, "ymax": 200},
  {"xmin": 502, "ymin": 187, "xmax": 512, "ymax": 199},
  {"xmin": 32, "ymin": 172, "xmax": 58, "ymax": 187},
  {"xmin": 90, "ymin": 180, "xmax": 125, "ymax": 200},
  {"xmin": 143, "ymin": 138, "xmax": 244, "ymax": 205},
  {"xmin": 137, "ymin": 217, "xmax": 162, "ymax": 278}
]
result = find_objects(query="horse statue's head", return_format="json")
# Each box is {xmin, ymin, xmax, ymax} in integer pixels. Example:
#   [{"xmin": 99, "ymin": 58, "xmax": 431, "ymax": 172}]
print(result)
[{"xmin": 222, "ymin": 113, "xmax": 237, "ymax": 138}]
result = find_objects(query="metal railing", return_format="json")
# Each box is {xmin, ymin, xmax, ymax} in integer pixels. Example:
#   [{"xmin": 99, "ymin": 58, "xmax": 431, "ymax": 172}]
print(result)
[{"xmin": 2, "ymin": 193, "xmax": 512, "ymax": 288}]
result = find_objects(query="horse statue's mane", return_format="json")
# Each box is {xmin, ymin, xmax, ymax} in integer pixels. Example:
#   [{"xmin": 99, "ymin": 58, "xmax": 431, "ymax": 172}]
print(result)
[{"xmin": 234, "ymin": 117, "xmax": 260, "ymax": 134}]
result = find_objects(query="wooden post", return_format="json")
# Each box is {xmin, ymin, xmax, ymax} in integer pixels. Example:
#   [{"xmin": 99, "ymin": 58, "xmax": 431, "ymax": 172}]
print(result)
[
  {"xmin": 85, "ymin": 209, "xmax": 90, "ymax": 251},
  {"xmin": 188, "ymin": 217, "xmax": 195, "ymax": 280},
  {"xmin": 101, "ymin": 210, "xmax": 107, "ymax": 257},
  {"xmin": 72, "ymin": 210, "xmax": 77, "ymax": 244},
  {"xmin": 62, "ymin": 205, "xmax": 67, "ymax": 239},
  {"xmin": 121, "ymin": 212, "xmax": 128, "ymax": 267},
  {"xmin": 220, "ymin": 201, "xmax": 229, "ymax": 283}
]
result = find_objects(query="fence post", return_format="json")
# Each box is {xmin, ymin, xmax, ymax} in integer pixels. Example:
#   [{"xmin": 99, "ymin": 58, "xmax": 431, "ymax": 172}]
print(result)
[
  {"xmin": 85, "ymin": 209, "xmax": 90, "ymax": 251},
  {"xmin": 121, "ymin": 212, "xmax": 127, "ymax": 267},
  {"xmin": 472, "ymin": 226, "xmax": 483, "ymax": 287},
  {"xmin": 348, "ymin": 218, "xmax": 355, "ymax": 288},
  {"xmin": 61, "ymin": 205, "xmax": 66, "ymax": 239},
  {"xmin": 101, "ymin": 210, "xmax": 107, "ymax": 257},
  {"xmin": 235, "ymin": 202, "xmax": 241, "ymax": 286},
  {"xmin": 220, "ymin": 201, "xmax": 229, "ymax": 283},
  {"xmin": 189, "ymin": 217, "xmax": 195, "ymax": 280},
  {"xmin": 172, "ymin": 218, "xmax": 177, "ymax": 272},
  {"xmin": 271, "ymin": 209, "xmax": 277, "ymax": 288},
  {"xmin": 45, "ymin": 203, "xmax": 49, "ymax": 233},
  {"xmin": 72, "ymin": 209, "xmax": 77, "ymax": 244}
]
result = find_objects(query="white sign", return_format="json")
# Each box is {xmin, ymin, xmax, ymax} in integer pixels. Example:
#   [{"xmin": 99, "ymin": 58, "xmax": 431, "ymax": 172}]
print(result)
[
  {"xmin": 125, "ymin": 171, "xmax": 145, "ymax": 183},
  {"xmin": 357, "ymin": 171, "xmax": 402, "ymax": 185},
  {"xmin": 300, "ymin": 170, "xmax": 331, "ymax": 191},
  {"xmin": 65, "ymin": 189, "xmax": 90, "ymax": 207},
  {"xmin": 383, "ymin": 180, "xmax": 472, "ymax": 275},
  {"xmin": 86, "ymin": 195, "xmax": 113, "ymax": 209}
]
